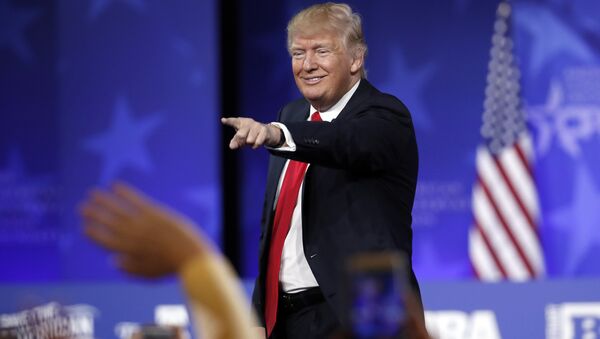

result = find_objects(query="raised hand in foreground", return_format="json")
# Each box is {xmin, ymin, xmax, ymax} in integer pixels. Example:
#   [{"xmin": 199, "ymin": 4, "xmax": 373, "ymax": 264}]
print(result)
[
  {"xmin": 80, "ymin": 183, "xmax": 209, "ymax": 277},
  {"xmin": 79, "ymin": 183, "xmax": 261, "ymax": 339}
]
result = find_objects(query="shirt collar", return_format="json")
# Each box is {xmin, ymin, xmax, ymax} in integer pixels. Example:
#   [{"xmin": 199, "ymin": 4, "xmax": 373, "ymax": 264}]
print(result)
[{"xmin": 309, "ymin": 80, "xmax": 361, "ymax": 122}]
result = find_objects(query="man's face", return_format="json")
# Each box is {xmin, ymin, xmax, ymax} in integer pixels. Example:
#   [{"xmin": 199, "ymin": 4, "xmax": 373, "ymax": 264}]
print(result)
[{"xmin": 290, "ymin": 30, "xmax": 362, "ymax": 112}]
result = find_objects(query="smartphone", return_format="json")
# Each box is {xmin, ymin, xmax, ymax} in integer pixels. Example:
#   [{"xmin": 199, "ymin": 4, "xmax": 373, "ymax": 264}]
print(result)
[
  {"xmin": 345, "ymin": 251, "xmax": 408, "ymax": 339},
  {"xmin": 135, "ymin": 325, "xmax": 180, "ymax": 339}
]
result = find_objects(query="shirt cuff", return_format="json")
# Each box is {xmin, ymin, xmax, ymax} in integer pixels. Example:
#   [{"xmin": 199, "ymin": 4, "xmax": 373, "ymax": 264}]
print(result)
[{"xmin": 267, "ymin": 122, "xmax": 296, "ymax": 151}]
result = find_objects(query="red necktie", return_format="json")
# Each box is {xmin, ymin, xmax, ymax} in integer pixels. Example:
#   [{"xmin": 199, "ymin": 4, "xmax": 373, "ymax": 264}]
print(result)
[{"xmin": 265, "ymin": 112, "xmax": 322, "ymax": 336}]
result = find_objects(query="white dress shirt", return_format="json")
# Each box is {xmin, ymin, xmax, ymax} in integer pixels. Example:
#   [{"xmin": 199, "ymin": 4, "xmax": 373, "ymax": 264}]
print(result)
[{"xmin": 272, "ymin": 80, "xmax": 360, "ymax": 293}]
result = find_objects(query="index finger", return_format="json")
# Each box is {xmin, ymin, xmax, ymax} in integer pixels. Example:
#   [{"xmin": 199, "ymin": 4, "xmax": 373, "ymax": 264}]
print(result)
[{"xmin": 221, "ymin": 117, "xmax": 241, "ymax": 130}]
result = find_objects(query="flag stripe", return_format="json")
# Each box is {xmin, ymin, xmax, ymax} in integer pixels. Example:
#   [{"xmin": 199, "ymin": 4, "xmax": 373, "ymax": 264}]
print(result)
[
  {"xmin": 493, "ymin": 152, "xmax": 545, "ymax": 274},
  {"xmin": 477, "ymin": 176, "xmax": 534, "ymax": 278},
  {"xmin": 470, "ymin": 225, "xmax": 504, "ymax": 280},
  {"xmin": 473, "ymin": 184, "xmax": 529, "ymax": 280},
  {"xmin": 518, "ymin": 133, "xmax": 534, "ymax": 160},
  {"xmin": 514, "ymin": 139, "xmax": 534, "ymax": 180},
  {"xmin": 494, "ymin": 152, "xmax": 536, "ymax": 231},
  {"xmin": 477, "ymin": 147, "xmax": 542, "ymax": 275},
  {"xmin": 498, "ymin": 142, "xmax": 539, "ymax": 219}
]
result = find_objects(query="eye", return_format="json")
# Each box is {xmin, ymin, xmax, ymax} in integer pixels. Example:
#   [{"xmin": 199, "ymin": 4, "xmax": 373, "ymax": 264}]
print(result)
[
  {"xmin": 292, "ymin": 50, "xmax": 305, "ymax": 59},
  {"xmin": 316, "ymin": 48, "xmax": 330, "ymax": 56}
]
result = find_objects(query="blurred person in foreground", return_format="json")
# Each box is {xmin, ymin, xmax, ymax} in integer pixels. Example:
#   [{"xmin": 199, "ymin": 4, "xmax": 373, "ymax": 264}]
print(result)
[
  {"xmin": 80, "ymin": 184, "xmax": 430, "ymax": 339},
  {"xmin": 221, "ymin": 2, "xmax": 422, "ymax": 338},
  {"xmin": 80, "ymin": 183, "xmax": 260, "ymax": 339}
]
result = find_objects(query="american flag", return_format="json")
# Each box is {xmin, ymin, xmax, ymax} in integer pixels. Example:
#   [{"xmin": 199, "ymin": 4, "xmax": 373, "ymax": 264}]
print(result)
[{"xmin": 469, "ymin": 1, "xmax": 545, "ymax": 281}]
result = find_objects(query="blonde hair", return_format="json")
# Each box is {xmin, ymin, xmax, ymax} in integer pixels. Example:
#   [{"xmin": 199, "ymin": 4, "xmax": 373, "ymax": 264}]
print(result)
[{"xmin": 287, "ymin": 2, "xmax": 368, "ymax": 78}]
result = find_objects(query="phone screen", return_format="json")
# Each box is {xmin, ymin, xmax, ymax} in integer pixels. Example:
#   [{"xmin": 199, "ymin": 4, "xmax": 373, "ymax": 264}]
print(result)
[
  {"xmin": 347, "ymin": 252, "xmax": 407, "ymax": 339},
  {"xmin": 136, "ymin": 325, "xmax": 179, "ymax": 339}
]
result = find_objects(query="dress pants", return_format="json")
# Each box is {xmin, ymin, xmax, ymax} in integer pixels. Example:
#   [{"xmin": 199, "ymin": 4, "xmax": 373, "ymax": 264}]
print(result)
[{"xmin": 270, "ymin": 299, "xmax": 341, "ymax": 339}]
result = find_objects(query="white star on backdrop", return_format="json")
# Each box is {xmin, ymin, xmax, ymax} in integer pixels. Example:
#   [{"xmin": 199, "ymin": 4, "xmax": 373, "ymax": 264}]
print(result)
[
  {"xmin": 379, "ymin": 47, "xmax": 436, "ymax": 132},
  {"xmin": 513, "ymin": 3, "xmax": 595, "ymax": 76},
  {"xmin": 549, "ymin": 163, "xmax": 600, "ymax": 274},
  {"xmin": 84, "ymin": 97, "xmax": 162, "ymax": 183}
]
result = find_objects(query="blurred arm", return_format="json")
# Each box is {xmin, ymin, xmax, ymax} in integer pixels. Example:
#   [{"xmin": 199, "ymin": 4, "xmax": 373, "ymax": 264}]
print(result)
[
  {"xmin": 80, "ymin": 183, "xmax": 262, "ymax": 339},
  {"xmin": 180, "ymin": 254, "xmax": 261, "ymax": 339}
]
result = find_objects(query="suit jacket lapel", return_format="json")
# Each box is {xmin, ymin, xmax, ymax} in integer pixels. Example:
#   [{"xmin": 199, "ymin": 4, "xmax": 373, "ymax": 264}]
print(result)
[{"xmin": 334, "ymin": 80, "xmax": 374, "ymax": 121}]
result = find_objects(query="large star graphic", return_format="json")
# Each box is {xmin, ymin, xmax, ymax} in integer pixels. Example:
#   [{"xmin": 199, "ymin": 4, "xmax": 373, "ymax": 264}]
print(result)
[
  {"xmin": 378, "ymin": 47, "xmax": 436, "ymax": 132},
  {"xmin": 0, "ymin": 1, "xmax": 41, "ymax": 63},
  {"xmin": 549, "ymin": 163, "xmax": 600, "ymax": 274},
  {"xmin": 89, "ymin": 0, "xmax": 145, "ymax": 20},
  {"xmin": 84, "ymin": 97, "xmax": 162, "ymax": 183},
  {"xmin": 513, "ymin": 3, "xmax": 595, "ymax": 76}
]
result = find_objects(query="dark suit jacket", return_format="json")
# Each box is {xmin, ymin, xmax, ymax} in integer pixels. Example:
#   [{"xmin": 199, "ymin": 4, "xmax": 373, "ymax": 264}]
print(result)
[{"xmin": 252, "ymin": 80, "xmax": 420, "ymax": 326}]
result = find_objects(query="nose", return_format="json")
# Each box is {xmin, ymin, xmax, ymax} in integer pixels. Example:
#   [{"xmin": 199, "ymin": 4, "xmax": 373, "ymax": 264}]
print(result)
[{"xmin": 303, "ymin": 52, "xmax": 317, "ymax": 72}]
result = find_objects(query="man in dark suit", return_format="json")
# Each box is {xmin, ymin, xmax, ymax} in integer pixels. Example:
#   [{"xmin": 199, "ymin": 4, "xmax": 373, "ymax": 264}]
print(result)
[{"xmin": 222, "ymin": 3, "xmax": 421, "ymax": 338}]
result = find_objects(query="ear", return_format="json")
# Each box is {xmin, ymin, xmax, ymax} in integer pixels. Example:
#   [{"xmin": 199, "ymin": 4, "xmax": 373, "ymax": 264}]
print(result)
[{"xmin": 350, "ymin": 48, "xmax": 364, "ymax": 75}]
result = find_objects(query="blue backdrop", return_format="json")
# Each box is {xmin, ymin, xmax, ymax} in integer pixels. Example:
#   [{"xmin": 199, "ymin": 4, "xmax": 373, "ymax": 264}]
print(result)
[
  {"xmin": 0, "ymin": 0, "xmax": 220, "ymax": 281},
  {"xmin": 2, "ymin": 0, "xmax": 600, "ymax": 338},
  {"xmin": 3, "ymin": 0, "xmax": 597, "ymax": 282},
  {"xmin": 238, "ymin": 0, "xmax": 600, "ymax": 281},
  {"xmin": 238, "ymin": 0, "xmax": 495, "ymax": 279},
  {"xmin": 513, "ymin": 0, "xmax": 600, "ymax": 277}
]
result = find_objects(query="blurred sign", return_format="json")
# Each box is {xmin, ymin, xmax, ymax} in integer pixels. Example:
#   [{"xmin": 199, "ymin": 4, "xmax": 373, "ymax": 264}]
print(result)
[
  {"xmin": 0, "ymin": 303, "xmax": 96, "ymax": 338},
  {"xmin": 546, "ymin": 302, "xmax": 600, "ymax": 339},
  {"xmin": 421, "ymin": 278, "xmax": 600, "ymax": 338},
  {"xmin": 0, "ymin": 281, "xmax": 189, "ymax": 339}
]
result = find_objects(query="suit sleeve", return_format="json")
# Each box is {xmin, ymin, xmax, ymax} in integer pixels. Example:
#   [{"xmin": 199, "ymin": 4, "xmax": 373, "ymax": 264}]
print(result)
[{"xmin": 270, "ymin": 99, "xmax": 416, "ymax": 173}]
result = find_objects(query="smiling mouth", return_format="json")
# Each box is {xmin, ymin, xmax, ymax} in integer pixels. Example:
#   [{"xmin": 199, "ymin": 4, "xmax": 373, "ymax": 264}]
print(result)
[{"xmin": 302, "ymin": 76, "xmax": 325, "ymax": 84}]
